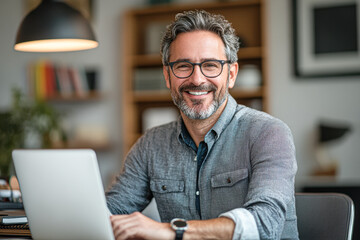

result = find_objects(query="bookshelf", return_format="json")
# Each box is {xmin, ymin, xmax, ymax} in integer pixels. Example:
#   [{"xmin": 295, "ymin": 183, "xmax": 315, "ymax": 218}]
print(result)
[
  {"xmin": 26, "ymin": 60, "xmax": 111, "ymax": 152},
  {"xmin": 121, "ymin": 0, "xmax": 268, "ymax": 156},
  {"xmin": 45, "ymin": 91, "xmax": 102, "ymax": 102},
  {"xmin": 27, "ymin": 60, "xmax": 99, "ymax": 101}
]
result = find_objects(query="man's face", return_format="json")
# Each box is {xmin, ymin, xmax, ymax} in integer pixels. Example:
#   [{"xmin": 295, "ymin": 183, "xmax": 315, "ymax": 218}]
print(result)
[{"xmin": 163, "ymin": 31, "xmax": 238, "ymax": 120}]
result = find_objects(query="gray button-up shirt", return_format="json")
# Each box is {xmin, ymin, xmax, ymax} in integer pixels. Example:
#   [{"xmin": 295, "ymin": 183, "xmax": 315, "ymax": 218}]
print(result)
[{"xmin": 106, "ymin": 96, "xmax": 298, "ymax": 239}]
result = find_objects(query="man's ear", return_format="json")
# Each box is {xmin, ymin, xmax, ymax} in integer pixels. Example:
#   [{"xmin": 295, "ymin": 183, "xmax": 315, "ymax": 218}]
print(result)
[
  {"xmin": 228, "ymin": 62, "xmax": 238, "ymax": 89},
  {"xmin": 163, "ymin": 66, "xmax": 171, "ymax": 89}
]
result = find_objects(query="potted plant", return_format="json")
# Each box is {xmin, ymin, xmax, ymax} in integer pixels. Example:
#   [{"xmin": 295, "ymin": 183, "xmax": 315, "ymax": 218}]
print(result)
[{"xmin": 0, "ymin": 88, "xmax": 66, "ymax": 177}]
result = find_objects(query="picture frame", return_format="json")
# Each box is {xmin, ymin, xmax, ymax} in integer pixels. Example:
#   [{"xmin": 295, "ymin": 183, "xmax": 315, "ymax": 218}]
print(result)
[{"xmin": 292, "ymin": 0, "xmax": 360, "ymax": 78}]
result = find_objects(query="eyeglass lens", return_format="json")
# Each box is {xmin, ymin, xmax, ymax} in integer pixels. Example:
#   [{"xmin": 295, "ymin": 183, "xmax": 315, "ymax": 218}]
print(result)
[{"xmin": 172, "ymin": 60, "xmax": 223, "ymax": 78}]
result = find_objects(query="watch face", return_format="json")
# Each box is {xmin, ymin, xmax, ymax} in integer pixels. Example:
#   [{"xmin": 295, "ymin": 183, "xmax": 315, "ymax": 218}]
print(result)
[{"xmin": 174, "ymin": 220, "xmax": 187, "ymax": 228}]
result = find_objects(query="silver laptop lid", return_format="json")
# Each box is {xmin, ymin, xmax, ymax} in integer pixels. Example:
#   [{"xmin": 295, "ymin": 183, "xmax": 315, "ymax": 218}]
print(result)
[{"xmin": 12, "ymin": 149, "xmax": 114, "ymax": 240}]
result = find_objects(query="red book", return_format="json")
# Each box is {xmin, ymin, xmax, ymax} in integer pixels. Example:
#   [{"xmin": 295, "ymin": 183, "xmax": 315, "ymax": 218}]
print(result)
[{"xmin": 44, "ymin": 61, "xmax": 56, "ymax": 98}]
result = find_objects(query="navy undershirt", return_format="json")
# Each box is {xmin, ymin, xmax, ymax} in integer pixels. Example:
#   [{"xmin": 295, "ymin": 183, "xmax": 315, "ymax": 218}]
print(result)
[{"xmin": 180, "ymin": 123, "xmax": 208, "ymax": 218}]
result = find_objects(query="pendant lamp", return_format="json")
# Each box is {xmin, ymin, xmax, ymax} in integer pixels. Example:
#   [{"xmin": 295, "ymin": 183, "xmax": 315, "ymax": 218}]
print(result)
[{"xmin": 14, "ymin": 0, "xmax": 98, "ymax": 52}]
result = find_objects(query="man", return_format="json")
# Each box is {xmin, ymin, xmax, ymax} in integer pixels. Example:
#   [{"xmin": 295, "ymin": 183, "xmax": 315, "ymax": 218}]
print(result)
[{"xmin": 107, "ymin": 10, "xmax": 298, "ymax": 240}]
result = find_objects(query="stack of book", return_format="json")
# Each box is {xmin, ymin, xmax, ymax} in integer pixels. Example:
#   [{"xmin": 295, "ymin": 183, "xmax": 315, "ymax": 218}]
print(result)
[
  {"xmin": 27, "ymin": 60, "xmax": 98, "ymax": 100},
  {"xmin": 0, "ymin": 210, "xmax": 31, "ymax": 237}
]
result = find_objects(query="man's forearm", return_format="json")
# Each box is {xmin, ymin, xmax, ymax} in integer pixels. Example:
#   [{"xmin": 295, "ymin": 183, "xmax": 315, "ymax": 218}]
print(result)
[{"xmin": 183, "ymin": 217, "xmax": 235, "ymax": 240}]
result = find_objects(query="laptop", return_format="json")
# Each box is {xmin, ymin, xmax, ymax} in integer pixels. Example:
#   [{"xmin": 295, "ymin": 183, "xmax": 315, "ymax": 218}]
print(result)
[{"xmin": 12, "ymin": 149, "xmax": 114, "ymax": 240}]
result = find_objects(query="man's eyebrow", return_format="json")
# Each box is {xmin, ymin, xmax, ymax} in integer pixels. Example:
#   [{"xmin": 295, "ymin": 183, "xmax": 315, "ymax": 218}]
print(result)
[{"xmin": 172, "ymin": 58, "xmax": 219, "ymax": 62}]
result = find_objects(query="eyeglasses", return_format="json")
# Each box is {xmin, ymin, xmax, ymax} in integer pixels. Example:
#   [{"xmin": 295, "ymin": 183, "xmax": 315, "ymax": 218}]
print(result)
[{"xmin": 166, "ymin": 59, "xmax": 231, "ymax": 79}]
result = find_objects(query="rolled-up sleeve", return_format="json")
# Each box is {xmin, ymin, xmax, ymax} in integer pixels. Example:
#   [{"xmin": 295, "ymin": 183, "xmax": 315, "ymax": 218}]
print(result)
[{"xmin": 220, "ymin": 208, "xmax": 260, "ymax": 240}]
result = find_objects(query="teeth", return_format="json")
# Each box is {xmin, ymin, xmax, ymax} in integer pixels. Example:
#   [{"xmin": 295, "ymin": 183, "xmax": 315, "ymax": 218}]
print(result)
[{"xmin": 188, "ymin": 91, "xmax": 208, "ymax": 96}]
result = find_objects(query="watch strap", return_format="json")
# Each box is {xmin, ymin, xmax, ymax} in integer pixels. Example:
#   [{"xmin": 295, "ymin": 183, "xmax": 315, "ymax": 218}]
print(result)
[{"xmin": 175, "ymin": 229, "xmax": 184, "ymax": 240}]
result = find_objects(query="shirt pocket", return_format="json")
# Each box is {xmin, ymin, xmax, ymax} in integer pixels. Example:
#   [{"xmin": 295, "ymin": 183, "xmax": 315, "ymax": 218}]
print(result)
[
  {"xmin": 150, "ymin": 179, "xmax": 185, "ymax": 193},
  {"xmin": 211, "ymin": 168, "xmax": 248, "ymax": 188}
]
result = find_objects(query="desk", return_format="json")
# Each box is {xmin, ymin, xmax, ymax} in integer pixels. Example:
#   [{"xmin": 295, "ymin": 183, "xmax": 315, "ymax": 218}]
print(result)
[{"xmin": 0, "ymin": 210, "xmax": 31, "ymax": 239}]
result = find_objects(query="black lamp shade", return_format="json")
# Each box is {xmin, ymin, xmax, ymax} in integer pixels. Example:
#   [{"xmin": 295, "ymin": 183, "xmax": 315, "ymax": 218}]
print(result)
[{"xmin": 14, "ymin": 0, "xmax": 98, "ymax": 52}]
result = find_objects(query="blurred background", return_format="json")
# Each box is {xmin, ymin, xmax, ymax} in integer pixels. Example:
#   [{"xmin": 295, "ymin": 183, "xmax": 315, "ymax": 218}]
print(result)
[{"xmin": 1, "ymin": 0, "xmax": 360, "ymax": 192}]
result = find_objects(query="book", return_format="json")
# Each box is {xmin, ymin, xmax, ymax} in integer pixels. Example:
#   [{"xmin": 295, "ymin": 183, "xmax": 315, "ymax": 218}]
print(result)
[
  {"xmin": 1, "ymin": 216, "xmax": 28, "ymax": 225},
  {"xmin": 0, "ymin": 223, "xmax": 31, "ymax": 237},
  {"xmin": 55, "ymin": 64, "xmax": 73, "ymax": 97},
  {"xmin": 0, "ymin": 210, "xmax": 31, "ymax": 237},
  {"xmin": 69, "ymin": 67, "xmax": 86, "ymax": 97},
  {"xmin": 35, "ymin": 60, "xmax": 47, "ymax": 100},
  {"xmin": 44, "ymin": 61, "xmax": 56, "ymax": 99}
]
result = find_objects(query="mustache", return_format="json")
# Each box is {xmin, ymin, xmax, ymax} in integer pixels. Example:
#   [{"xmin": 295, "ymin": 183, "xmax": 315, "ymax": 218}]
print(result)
[{"xmin": 179, "ymin": 83, "xmax": 217, "ymax": 92}]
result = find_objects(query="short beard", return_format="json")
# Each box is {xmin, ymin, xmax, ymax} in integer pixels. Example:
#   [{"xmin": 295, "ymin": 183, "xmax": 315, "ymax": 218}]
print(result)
[{"xmin": 169, "ymin": 75, "xmax": 230, "ymax": 120}]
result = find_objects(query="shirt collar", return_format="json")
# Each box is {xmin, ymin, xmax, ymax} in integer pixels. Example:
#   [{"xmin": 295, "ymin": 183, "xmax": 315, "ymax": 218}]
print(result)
[{"xmin": 211, "ymin": 95, "xmax": 238, "ymax": 140}]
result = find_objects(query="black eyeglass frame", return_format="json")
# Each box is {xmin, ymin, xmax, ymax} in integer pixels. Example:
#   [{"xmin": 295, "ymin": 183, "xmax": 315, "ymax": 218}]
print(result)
[{"xmin": 166, "ymin": 59, "xmax": 232, "ymax": 79}]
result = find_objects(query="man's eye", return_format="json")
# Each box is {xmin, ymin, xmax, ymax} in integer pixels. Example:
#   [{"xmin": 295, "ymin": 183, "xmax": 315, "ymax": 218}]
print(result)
[
  {"xmin": 203, "ymin": 62, "xmax": 219, "ymax": 68},
  {"xmin": 175, "ymin": 63, "xmax": 192, "ymax": 70}
]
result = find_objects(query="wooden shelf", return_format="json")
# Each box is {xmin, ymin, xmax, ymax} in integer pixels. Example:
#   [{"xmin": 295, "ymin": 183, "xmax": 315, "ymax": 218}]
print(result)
[
  {"xmin": 230, "ymin": 87, "xmax": 263, "ymax": 98},
  {"xmin": 238, "ymin": 47, "xmax": 262, "ymax": 59},
  {"xmin": 133, "ymin": 90, "xmax": 171, "ymax": 102},
  {"xmin": 132, "ymin": 54, "xmax": 161, "ymax": 67},
  {"xmin": 45, "ymin": 91, "xmax": 102, "ymax": 102}
]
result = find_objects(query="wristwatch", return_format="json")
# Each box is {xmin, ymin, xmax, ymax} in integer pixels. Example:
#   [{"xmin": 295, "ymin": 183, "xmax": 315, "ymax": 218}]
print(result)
[{"xmin": 170, "ymin": 218, "xmax": 188, "ymax": 240}]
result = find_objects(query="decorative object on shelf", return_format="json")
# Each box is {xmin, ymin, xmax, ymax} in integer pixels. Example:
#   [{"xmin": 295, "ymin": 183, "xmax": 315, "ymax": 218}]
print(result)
[
  {"xmin": 14, "ymin": 0, "xmax": 98, "ymax": 52},
  {"xmin": 145, "ymin": 22, "xmax": 169, "ymax": 54},
  {"xmin": 0, "ymin": 89, "xmax": 66, "ymax": 176},
  {"xmin": 85, "ymin": 69, "xmax": 98, "ymax": 91},
  {"xmin": 235, "ymin": 64, "xmax": 261, "ymax": 90},
  {"xmin": 292, "ymin": 0, "xmax": 360, "ymax": 77},
  {"xmin": 0, "ymin": 177, "xmax": 21, "ymax": 203},
  {"xmin": 142, "ymin": 107, "xmax": 179, "ymax": 133},
  {"xmin": 134, "ymin": 68, "xmax": 166, "ymax": 91},
  {"xmin": 313, "ymin": 120, "xmax": 352, "ymax": 176}
]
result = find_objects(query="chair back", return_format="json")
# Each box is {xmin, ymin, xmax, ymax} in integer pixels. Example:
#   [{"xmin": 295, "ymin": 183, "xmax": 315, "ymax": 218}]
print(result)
[{"xmin": 296, "ymin": 193, "xmax": 354, "ymax": 240}]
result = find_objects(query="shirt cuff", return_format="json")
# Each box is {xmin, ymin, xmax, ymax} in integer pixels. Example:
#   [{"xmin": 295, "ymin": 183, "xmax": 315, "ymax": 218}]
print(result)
[{"xmin": 219, "ymin": 208, "xmax": 259, "ymax": 240}]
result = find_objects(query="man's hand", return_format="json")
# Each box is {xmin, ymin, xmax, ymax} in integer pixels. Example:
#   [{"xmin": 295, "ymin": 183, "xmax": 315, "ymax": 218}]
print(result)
[{"xmin": 110, "ymin": 212, "xmax": 174, "ymax": 240}]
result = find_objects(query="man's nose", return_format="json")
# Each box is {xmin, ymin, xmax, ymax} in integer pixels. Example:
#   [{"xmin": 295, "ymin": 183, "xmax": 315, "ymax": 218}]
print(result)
[{"xmin": 189, "ymin": 65, "xmax": 207, "ymax": 86}]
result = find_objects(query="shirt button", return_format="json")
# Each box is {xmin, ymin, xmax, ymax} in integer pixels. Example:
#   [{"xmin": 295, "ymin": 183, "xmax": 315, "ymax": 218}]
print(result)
[
  {"xmin": 194, "ymin": 156, "xmax": 197, "ymax": 162},
  {"xmin": 162, "ymin": 185, "xmax": 167, "ymax": 191},
  {"xmin": 227, "ymin": 177, "xmax": 232, "ymax": 183},
  {"xmin": 196, "ymin": 191, "xmax": 200, "ymax": 196}
]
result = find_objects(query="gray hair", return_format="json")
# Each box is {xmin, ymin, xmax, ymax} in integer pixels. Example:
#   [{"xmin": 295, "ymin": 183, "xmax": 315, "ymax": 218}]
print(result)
[{"xmin": 160, "ymin": 10, "xmax": 239, "ymax": 65}]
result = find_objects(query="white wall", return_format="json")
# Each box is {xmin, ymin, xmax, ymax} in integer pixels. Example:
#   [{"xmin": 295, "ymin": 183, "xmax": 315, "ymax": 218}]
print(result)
[
  {"xmin": 1, "ymin": 0, "xmax": 360, "ymax": 188},
  {"xmin": 267, "ymin": 0, "xmax": 360, "ymax": 184}
]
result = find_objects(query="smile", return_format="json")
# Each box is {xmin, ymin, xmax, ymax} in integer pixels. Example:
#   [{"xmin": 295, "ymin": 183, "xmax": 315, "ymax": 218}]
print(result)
[{"xmin": 188, "ymin": 91, "xmax": 209, "ymax": 96}]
